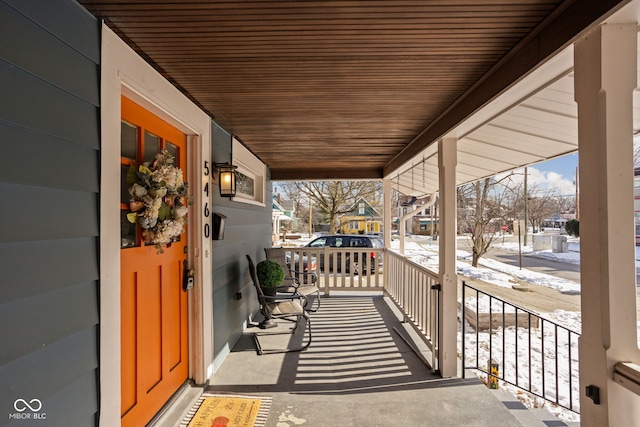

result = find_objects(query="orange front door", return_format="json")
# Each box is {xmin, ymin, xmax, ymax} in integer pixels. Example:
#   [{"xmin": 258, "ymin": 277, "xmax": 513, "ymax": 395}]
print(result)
[{"xmin": 120, "ymin": 96, "xmax": 189, "ymax": 427}]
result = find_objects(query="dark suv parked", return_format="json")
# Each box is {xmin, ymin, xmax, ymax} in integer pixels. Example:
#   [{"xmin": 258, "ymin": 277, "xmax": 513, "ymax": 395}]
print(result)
[{"xmin": 304, "ymin": 235, "xmax": 382, "ymax": 274}]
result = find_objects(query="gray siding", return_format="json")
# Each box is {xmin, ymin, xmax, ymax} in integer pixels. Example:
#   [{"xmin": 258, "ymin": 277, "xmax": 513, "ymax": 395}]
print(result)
[
  {"xmin": 0, "ymin": 1, "xmax": 100, "ymax": 426},
  {"xmin": 211, "ymin": 122, "xmax": 272, "ymax": 369}
]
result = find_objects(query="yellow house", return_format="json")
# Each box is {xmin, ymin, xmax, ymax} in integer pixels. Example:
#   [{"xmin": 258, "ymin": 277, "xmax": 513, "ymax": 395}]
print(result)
[{"xmin": 339, "ymin": 198, "xmax": 382, "ymax": 234}]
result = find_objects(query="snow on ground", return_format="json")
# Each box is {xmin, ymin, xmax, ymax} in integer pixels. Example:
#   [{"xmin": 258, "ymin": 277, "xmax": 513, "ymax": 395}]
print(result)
[
  {"xmin": 461, "ymin": 308, "xmax": 582, "ymax": 422},
  {"xmin": 396, "ymin": 233, "xmax": 640, "ymax": 423},
  {"xmin": 389, "ymin": 235, "xmax": 583, "ymax": 422},
  {"xmin": 474, "ymin": 256, "xmax": 581, "ymax": 295},
  {"xmin": 395, "ymin": 234, "xmax": 583, "ymax": 294},
  {"xmin": 282, "ymin": 233, "xmax": 640, "ymax": 423}
]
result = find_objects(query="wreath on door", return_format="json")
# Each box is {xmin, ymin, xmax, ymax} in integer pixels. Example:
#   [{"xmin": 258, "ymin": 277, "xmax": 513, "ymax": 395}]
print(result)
[{"xmin": 126, "ymin": 149, "xmax": 190, "ymax": 253}]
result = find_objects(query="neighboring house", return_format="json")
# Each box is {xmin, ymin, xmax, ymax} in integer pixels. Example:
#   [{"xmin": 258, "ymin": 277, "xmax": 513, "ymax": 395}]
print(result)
[
  {"xmin": 338, "ymin": 198, "xmax": 382, "ymax": 234},
  {"xmin": 412, "ymin": 197, "xmax": 438, "ymax": 236},
  {"xmin": 413, "ymin": 215, "xmax": 439, "ymax": 236},
  {"xmin": 541, "ymin": 214, "xmax": 570, "ymax": 230},
  {"xmin": 272, "ymin": 193, "xmax": 296, "ymax": 239},
  {"xmin": 397, "ymin": 196, "xmax": 437, "ymax": 235}
]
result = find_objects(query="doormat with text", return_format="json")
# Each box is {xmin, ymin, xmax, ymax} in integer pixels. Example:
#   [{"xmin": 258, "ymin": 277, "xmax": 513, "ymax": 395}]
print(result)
[{"xmin": 180, "ymin": 393, "xmax": 272, "ymax": 427}]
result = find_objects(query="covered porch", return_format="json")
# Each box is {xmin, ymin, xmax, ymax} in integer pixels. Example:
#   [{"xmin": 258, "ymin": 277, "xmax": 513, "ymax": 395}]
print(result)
[
  {"xmin": 164, "ymin": 292, "xmax": 567, "ymax": 427},
  {"xmin": 7, "ymin": 1, "xmax": 640, "ymax": 426},
  {"xmin": 76, "ymin": 1, "xmax": 640, "ymax": 426}
]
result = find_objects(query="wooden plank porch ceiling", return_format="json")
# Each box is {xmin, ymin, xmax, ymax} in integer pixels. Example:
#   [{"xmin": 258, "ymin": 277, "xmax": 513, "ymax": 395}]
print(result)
[{"xmin": 80, "ymin": 1, "xmax": 623, "ymax": 181}]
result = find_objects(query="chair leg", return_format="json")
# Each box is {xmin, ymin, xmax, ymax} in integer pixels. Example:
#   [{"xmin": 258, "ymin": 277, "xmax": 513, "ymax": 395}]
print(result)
[
  {"xmin": 253, "ymin": 333, "xmax": 264, "ymax": 355},
  {"xmin": 252, "ymin": 314, "xmax": 312, "ymax": 355},
  {"xmin": 300, "ymin": 311, "xmax": 312, "ymax": 351}
]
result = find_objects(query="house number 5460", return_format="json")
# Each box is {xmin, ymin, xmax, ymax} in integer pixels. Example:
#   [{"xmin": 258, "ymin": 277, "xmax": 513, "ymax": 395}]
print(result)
[{"xmin": 203, "ymin": 160, "xmax": 211, "ymax": 238}]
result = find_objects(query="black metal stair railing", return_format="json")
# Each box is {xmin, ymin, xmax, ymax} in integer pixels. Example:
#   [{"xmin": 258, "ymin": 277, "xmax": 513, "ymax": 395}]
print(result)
[{"xmin": 461, "ymin": 281, "xmax": 581, "ymax": 414}]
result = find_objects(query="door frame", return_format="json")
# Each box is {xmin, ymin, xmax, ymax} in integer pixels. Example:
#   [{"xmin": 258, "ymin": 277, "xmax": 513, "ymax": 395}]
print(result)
[{"xmin": 100, "ymin": 25, "xmax": 214, "ymax": 426}]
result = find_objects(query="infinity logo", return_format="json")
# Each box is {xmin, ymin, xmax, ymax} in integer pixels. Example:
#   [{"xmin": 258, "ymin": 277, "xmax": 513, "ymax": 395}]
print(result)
[{"xmin": 14, "ymin": 398, "xmax": 42, "ymax": 412}]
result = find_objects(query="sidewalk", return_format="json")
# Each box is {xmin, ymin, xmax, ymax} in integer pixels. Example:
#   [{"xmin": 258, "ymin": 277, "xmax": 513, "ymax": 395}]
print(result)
[{"xmin": 460, "ymin": 276, "xmax": 581, "ymax": 314}]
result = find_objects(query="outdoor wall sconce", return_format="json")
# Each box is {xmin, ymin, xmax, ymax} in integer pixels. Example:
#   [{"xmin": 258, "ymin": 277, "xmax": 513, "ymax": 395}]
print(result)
[{"xmin": 215, "ymin": 163, "xmax": 238, "ymax": 197}]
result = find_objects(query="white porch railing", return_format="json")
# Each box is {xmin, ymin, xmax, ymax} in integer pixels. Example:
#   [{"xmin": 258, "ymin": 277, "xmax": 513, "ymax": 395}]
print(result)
[
  {"xmin": 283, "ymin": 247, "xmax": 384, "ymax": 293},
  {"xmin": 385, "ymin": 250, "xmax": 440, "ymax": 373},
  {"xmin": 282, "ymin": 247, "xmax": 439, "ymax": 371}
]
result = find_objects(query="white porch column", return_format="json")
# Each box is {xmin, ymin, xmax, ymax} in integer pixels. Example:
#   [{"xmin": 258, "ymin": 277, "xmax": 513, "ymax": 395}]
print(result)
[
  {"xmin": 383, "ymin": 179, "xmax": 392, "ymax": 249},
  {"xmin": 438, "ymin": 137, "xmax": 458, "ymax": 377},
  {"xmin": 383, "ymin": 179, "xmax": 392, "ymax": 291},
  {"xmin": 574, "ymin": 24, "xmax": 640, "ymax": 427}
]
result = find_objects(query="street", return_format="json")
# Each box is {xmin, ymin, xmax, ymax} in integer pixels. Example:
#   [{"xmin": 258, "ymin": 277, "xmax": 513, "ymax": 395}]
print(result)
[
  {"xmin": 406, "ymin": 235, "xmax": 640, "ymax": 315},
  {"xmin": 482, "ymin": 241, "xmax": 640, "ymax": 285},
  {"xmin": 460, "ymin": 237, "xmax": 640, "ymax": 320},
  {"xmin": 484, "ymin": 246, "xmax": 581, "ymax": 283}
]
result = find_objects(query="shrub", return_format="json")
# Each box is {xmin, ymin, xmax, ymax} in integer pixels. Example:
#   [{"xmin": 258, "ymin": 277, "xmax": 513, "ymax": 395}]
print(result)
[
  {"xmin": 256, "ymin": 259, "xmax": 284, "ymax": 287},
  {"xmin": 565, "ymin": 219, "xmax": 579, "ymax": 237}
]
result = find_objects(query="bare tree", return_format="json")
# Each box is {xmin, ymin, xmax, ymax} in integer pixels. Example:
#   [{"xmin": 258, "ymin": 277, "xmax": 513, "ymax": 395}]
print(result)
[
  {"xmin": 291, "ymin": 200, "xmax": 324, "ymax": 235},
  {"xmin": 458, "ymin": 176, "xmax": 515, "ymax": 267},
  {"xmin": 526, "ymin": 187, "xmax": 567, "ymax": 230},
  {"xmin": 552, "ymin": 194, "xmax": 576, "ymax": 215},
  {"xmin": 278, "ymin": 181, "xmax": 381, "ymax": 234},
  {"xmin": 503, "ymin": 179, "xmax": 575, "ymax": 232}
]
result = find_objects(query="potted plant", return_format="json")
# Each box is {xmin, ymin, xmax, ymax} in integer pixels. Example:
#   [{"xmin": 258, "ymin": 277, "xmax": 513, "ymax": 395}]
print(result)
[{"xmin": 256, "ymin": 259, "xmax": 284, "ymax": 297}]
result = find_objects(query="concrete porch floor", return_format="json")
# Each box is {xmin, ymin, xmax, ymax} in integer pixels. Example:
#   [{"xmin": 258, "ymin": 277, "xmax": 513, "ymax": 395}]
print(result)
[{"xmin": 195, "ymin": 292, "xmax": 571, "ymax": 427}]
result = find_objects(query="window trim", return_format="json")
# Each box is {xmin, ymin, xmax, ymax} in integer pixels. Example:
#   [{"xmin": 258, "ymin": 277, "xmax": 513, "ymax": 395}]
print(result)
[{"xmin": 232, "ymin": 137, "xmax": 266, "ymax": 206}]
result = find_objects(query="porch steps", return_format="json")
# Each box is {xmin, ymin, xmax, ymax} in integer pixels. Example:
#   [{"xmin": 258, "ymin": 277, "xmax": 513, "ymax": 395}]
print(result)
[{"xmin": 491, "ymin": 388, "xmax": 580, "ymax": 427}]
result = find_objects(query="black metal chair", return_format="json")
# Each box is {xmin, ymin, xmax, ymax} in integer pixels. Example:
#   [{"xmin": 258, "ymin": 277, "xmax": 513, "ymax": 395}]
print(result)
[
  {"xmin": 246, "ymin": 255, "xmax": 312, "ymax": 354},
  {"xmin": 264, "ymin": 247, "xmax": 321, "ymax": 312}
]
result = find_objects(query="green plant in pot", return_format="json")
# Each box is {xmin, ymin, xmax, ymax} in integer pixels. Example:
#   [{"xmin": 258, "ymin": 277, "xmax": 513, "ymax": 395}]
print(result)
[{"xmin": 256, "ymin": 259, "xmax": 284, "ymax": 297}]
